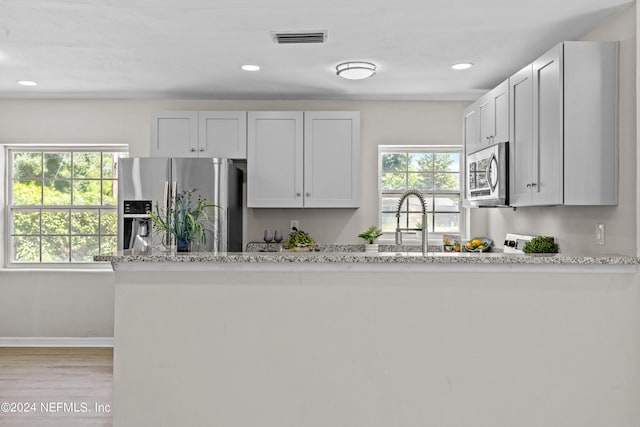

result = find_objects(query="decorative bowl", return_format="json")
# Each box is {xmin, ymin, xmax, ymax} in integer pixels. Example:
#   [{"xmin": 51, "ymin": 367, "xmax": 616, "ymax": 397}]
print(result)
[{"xmin": 464, "ymin": 237, "xmax": 493, "ymax": 252}]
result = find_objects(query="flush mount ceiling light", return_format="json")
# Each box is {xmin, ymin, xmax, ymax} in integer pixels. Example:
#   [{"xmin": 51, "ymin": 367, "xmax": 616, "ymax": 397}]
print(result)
[
  {"xmin": 17, "ymin": 80, "xmax": 38, "ymax": 86},
  {"xmin": 451, "ymin": 62, "xmax": 474, "ymax": 70},
  {"xmin": 336, "ymin": 61, "xmax": 376, "ymax": 80},
  {"xmin": 241, "ymin": 64, "xmax": 261, "ymax": 71}
]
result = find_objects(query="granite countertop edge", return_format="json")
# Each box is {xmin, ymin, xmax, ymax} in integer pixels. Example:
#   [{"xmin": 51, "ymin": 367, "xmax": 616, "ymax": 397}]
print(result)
[{"xmin": 94, "ymin": 251, "xmax": 639, "ymax": 266}]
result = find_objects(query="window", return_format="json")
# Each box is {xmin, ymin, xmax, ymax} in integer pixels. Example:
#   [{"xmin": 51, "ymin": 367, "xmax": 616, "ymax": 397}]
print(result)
[
  {"xmin": 7, "ymin": 147, "xmax": 127, "ymax": 265},
  {"xmin": 379, "ymin": 146, "xmax": 463, "ymax": 238}
]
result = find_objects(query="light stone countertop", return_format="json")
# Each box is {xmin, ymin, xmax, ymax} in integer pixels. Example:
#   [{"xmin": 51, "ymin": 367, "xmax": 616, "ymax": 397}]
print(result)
[{"xmin": 94, "ymin": 249, "xmax": 638, "ymax": 266}]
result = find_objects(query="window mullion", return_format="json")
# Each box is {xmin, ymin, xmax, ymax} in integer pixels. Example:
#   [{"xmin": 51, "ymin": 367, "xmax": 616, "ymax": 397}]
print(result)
[{"xmin": 38, "ymin": 208, "xmax": 43, "ymax": 263}]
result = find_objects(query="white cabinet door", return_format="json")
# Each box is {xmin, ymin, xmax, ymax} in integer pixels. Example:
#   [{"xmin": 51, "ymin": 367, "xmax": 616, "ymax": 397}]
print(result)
[
  {"xmin": 198, "ymin": 111, "xmax": 247, "ymax": 159},
  {"xmin": 247, "ymin": 112, "xmax": 304, "ymax": 208},
  {"xmin": 509, "ymin": 46, "xmax": 563, "ymax": 207},
  {"xmin": 478, "ymin": 80, "xmax": 509, "ymax": 147},
  {"xmin": 478, "ymin": 95, "xmax": 494, "ymax": 148},
  {"xmin": 492, "ymin": 80, "xmax": 509, "ymax": 143},
  {"xmin": 509, "ymin": 65, "xmax": 534, "ymax": 206},
  {"xmin": 303, "ymin": 112, "xmax": 360, "ymax": 208},
  {"xmin": 532, "ymin": 44, "xmax": 563, "ymax": 206},
  {"xmin": 563, "ymin": 42, "xmax": 618, "ymax": 205},
  {"xmin": 150, "ymin": 111, "xmax": 198, "ymax": 157},
  {"xmin": 463, "ymin": 103, "xmax": 479, "ymax": 155}
]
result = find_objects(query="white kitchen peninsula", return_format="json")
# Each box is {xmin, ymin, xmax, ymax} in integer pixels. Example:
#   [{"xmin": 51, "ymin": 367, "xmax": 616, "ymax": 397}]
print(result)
[{"xmin": 99, "ymin": 252, "xmax": 640, "ymax": 427}]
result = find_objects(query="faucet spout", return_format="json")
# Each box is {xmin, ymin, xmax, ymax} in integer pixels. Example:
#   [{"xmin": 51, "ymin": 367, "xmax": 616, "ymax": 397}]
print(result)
[{"xmin": 395, "ymin": 190, "xmax": 429, "ymax": 255}]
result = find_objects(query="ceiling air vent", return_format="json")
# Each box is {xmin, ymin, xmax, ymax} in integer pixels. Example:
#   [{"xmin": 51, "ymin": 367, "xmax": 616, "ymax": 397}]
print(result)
[{"xmin": 271, "ymin": 30, "xmax": 327, "ymax": 44}]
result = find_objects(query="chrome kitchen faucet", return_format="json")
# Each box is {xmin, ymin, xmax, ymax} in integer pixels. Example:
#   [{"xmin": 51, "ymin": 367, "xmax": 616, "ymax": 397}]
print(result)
[{"xmin": 395, "ymin": 189, "xmax": 429, "ymax": 255}]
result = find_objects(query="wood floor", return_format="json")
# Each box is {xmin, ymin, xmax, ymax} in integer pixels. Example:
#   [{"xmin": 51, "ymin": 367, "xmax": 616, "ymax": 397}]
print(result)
[{"xmin": 0, "ymin": 347, "xmax": 113, "ymax": 427}]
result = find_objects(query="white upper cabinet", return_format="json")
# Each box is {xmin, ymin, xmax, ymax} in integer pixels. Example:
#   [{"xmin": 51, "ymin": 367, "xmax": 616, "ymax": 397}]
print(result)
[
  {"xmin": 492, "ymin": 80, "xmax": 510, "ymax": 144},
  {"xmin": 151, "ymin": 111, "xmax": 199, "ymax": 157},
  {"xmin": 463, "ymin": 104, "xmax": 479, "ymax": 155},
  {"xmin": 509, "ymin": 41, "xmax": 618, "ymax": 207},
  {"xmin": 198, "ymin": 112, "xmax": 247, "ymax": 158},
  {"xmin": 247, "ymin": 111, "xmax": 360, "ymax": 208},
  {"xmin": 478, "ymin": 79, "xmax": 509, "ymax": 147},
  {"xmin": 303, "ymin": 112, "xmax": 360, "ymax": 208},
  {"xmin": 508, "ymin": 64, "xmax": 535, "ymax": 206},
  {"xmin": 562, "ymin": 42, "xmax": 618, "ymax": 205},
  {"xmin": 464, "ymin": 79, "xmax": 508, "ymax": 156},
  {"xmin": 509, "ymin": 48, "xmax": 564, "ymax": 207},
  {"xmin": 151, "ymin": 111, "xmax": 247, "ymax": 158},
  {"xmin": 531, "ymin": 44, "xmax": 563, "ymax": 206},
  {"xmin": 247, "ymin": 111, "xmax": 304, "ymax": 208}
]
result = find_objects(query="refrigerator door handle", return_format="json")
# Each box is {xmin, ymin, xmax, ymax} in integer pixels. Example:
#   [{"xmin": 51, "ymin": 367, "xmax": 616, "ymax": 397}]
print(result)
[
  {"xmin": 170, "ymin": 181, "xmax": 178, "ymax": 248},
  {"xmin": 162, "ymin": 180, "xmax": 170, "ymax": 246},
  {"xmin": 163, "ymin": 181, "xmax": 169, "ymax": 212},
  {"xmin": 171, "ymin": 181, "xmax": 178, "ymax": 209}
]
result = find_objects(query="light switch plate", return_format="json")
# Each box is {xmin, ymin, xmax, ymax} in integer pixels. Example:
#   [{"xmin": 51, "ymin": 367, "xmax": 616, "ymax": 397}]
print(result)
[{"xmin": 290, "ymin": 219, "xmax": 299, "ymax": 231}]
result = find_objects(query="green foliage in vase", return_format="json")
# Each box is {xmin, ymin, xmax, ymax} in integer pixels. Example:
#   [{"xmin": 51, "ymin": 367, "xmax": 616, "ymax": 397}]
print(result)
[
  {"xmin": 358, "ymin": 226, "xmax": 383, "ymax": 244},
  {"xmin": 148, "ymin": 189, "xmax": 218, "ymax": 245}
]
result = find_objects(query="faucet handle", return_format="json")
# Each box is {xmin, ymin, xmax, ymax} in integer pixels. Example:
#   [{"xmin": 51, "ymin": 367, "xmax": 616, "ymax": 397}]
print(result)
[{"xmin": 395, "ymin": 230, "xmax": 403, "ymax": 245}]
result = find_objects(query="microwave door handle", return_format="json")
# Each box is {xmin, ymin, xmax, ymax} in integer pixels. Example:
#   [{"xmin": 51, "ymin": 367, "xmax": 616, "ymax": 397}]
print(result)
[{"xmin": 486, "ymin": 153, "xmax": 498, "ymax": 192}]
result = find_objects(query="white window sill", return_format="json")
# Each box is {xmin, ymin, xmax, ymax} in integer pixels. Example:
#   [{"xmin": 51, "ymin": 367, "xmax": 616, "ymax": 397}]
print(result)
[{"xmin": 2, "ymin": 263, "xmax": 114, "ymax": 272}]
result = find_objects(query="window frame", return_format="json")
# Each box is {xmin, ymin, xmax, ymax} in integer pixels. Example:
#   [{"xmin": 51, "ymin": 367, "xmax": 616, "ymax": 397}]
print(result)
[
  {"xmin": 4, "ymin": 144, "xmax": 128, "ymax": 269},
  {"xmin": 377, "ymin": 145, "xmax": 467, "ymax": 244}
]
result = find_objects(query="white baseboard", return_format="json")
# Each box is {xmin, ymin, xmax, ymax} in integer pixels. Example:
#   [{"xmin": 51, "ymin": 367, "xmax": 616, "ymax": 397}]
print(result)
[{"xmin": 0, "ymin": 337, "xmax": 113, "ymax": 347}]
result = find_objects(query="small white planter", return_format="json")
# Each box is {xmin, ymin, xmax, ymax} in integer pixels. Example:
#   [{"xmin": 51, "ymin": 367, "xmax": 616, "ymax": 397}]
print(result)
[{"xmin": 364, "ymin": 243, "xmax": 379, "ymax": 254}]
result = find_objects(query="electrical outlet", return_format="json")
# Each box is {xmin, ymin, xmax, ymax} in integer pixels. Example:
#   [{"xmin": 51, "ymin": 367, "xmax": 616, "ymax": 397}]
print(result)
[
  {"xmin": 290, "ymin": 220, "xmax": 299, "ymax": 231},
  {"xmin": 595, "ymin": 223, "xmax": 605, "ymax": 246}
]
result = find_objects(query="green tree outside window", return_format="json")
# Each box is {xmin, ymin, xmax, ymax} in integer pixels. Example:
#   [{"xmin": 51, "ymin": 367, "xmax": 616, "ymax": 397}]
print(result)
[
  {"xmin": 10, "ymin": 149, "xmax": 127, "ymax": 264},
  {"xmin": 380, "ymin": 149, "xmax": 462, "ymax": 234}
]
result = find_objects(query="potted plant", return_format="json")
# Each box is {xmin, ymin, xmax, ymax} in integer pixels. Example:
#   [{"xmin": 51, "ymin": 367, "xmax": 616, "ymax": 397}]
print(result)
[
  {"xmin": 358, "ymin": 226, "xmax": 383, "ymax": 253},
  {"xmin": 522, "ymin": 236, "xmax": 559, "ymax": 254},
  {"xmin": 148, "ymin": 189, "xmax": 219, "ymax": 252},
  {"xmin": 283, "ymin": 228, "xmax": 316, "ymax": 252}
]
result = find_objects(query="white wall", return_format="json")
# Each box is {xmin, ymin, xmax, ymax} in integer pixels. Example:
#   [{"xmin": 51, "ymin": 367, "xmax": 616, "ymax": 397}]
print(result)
[
  {"xmin": 113, "ymin": 268, "xmax": 640, "ymax": 427},
  {"xmin": 477, "ymin": 4, "xmax": 637, "ymax": 256},
  {"xmin": 0, "ymin": 99, "xmax": 466, "ymax": 337}
]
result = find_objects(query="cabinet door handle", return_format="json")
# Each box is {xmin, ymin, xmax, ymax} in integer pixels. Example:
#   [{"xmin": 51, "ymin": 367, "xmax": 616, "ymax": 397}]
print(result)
[
  {"xmin": 306, "ymin": 192, "xmax": 311, "ymax": 197},
  {"xmin": 190, "ymin": 148, "xmax": 196, "ymax": 152},
  {"xmin": 199, "ymin": 148, "xmax": 204, "ymax": 152},
  {"xmin": 296, "ymin": 192, "xmax": 301, "ymax": 197},
  {"xmin": 530, "ymin": 183, "xmax": 537, "ymax": 188},
  {"xmin": 526, "ymin": 183, "xmax": 531, "ymax": 188}
]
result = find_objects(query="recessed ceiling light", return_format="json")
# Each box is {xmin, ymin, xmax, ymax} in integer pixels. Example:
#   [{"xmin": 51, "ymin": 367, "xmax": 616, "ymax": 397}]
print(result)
[
  {"xmin": 17, "ymin": 80, "xmax": 38, "ymax": 86},
  {"xmin": 336, "ymin": 61, "xmax": 376, "ymax": 80},
  {"xmin": 451, "ymin": 63, "xmax": 474, "ymax": 70},
  {"xmin": 241, "ymin": 65, "xmax": 261, "ymax": 71}
]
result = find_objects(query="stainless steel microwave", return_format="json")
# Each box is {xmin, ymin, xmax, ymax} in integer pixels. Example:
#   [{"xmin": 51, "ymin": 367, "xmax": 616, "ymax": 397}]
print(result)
[{"xmin": 466, "ymin": 142, "xmax": 508, "ymax": 207}]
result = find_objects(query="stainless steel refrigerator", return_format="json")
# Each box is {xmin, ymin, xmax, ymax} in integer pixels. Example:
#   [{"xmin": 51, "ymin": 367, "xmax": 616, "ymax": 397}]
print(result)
[{"xmin": 118, "ymin": 157, "xmax": 243, "ymax": 252}]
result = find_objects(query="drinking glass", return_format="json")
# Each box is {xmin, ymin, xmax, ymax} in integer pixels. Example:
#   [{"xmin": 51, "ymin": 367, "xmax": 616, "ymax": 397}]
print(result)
[
  {"xmin": 273, "ymin": 230, "xmax": 283, "ymax": 251},
  {"xmin": 263, "ymin": 229, "xmax": 273, "ymax": 251}
]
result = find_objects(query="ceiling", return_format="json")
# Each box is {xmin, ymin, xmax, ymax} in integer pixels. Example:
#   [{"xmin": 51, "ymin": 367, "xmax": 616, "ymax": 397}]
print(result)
[{"xmin": 0, "ymin": 0, "xmax": 632, "ymax": 101}]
